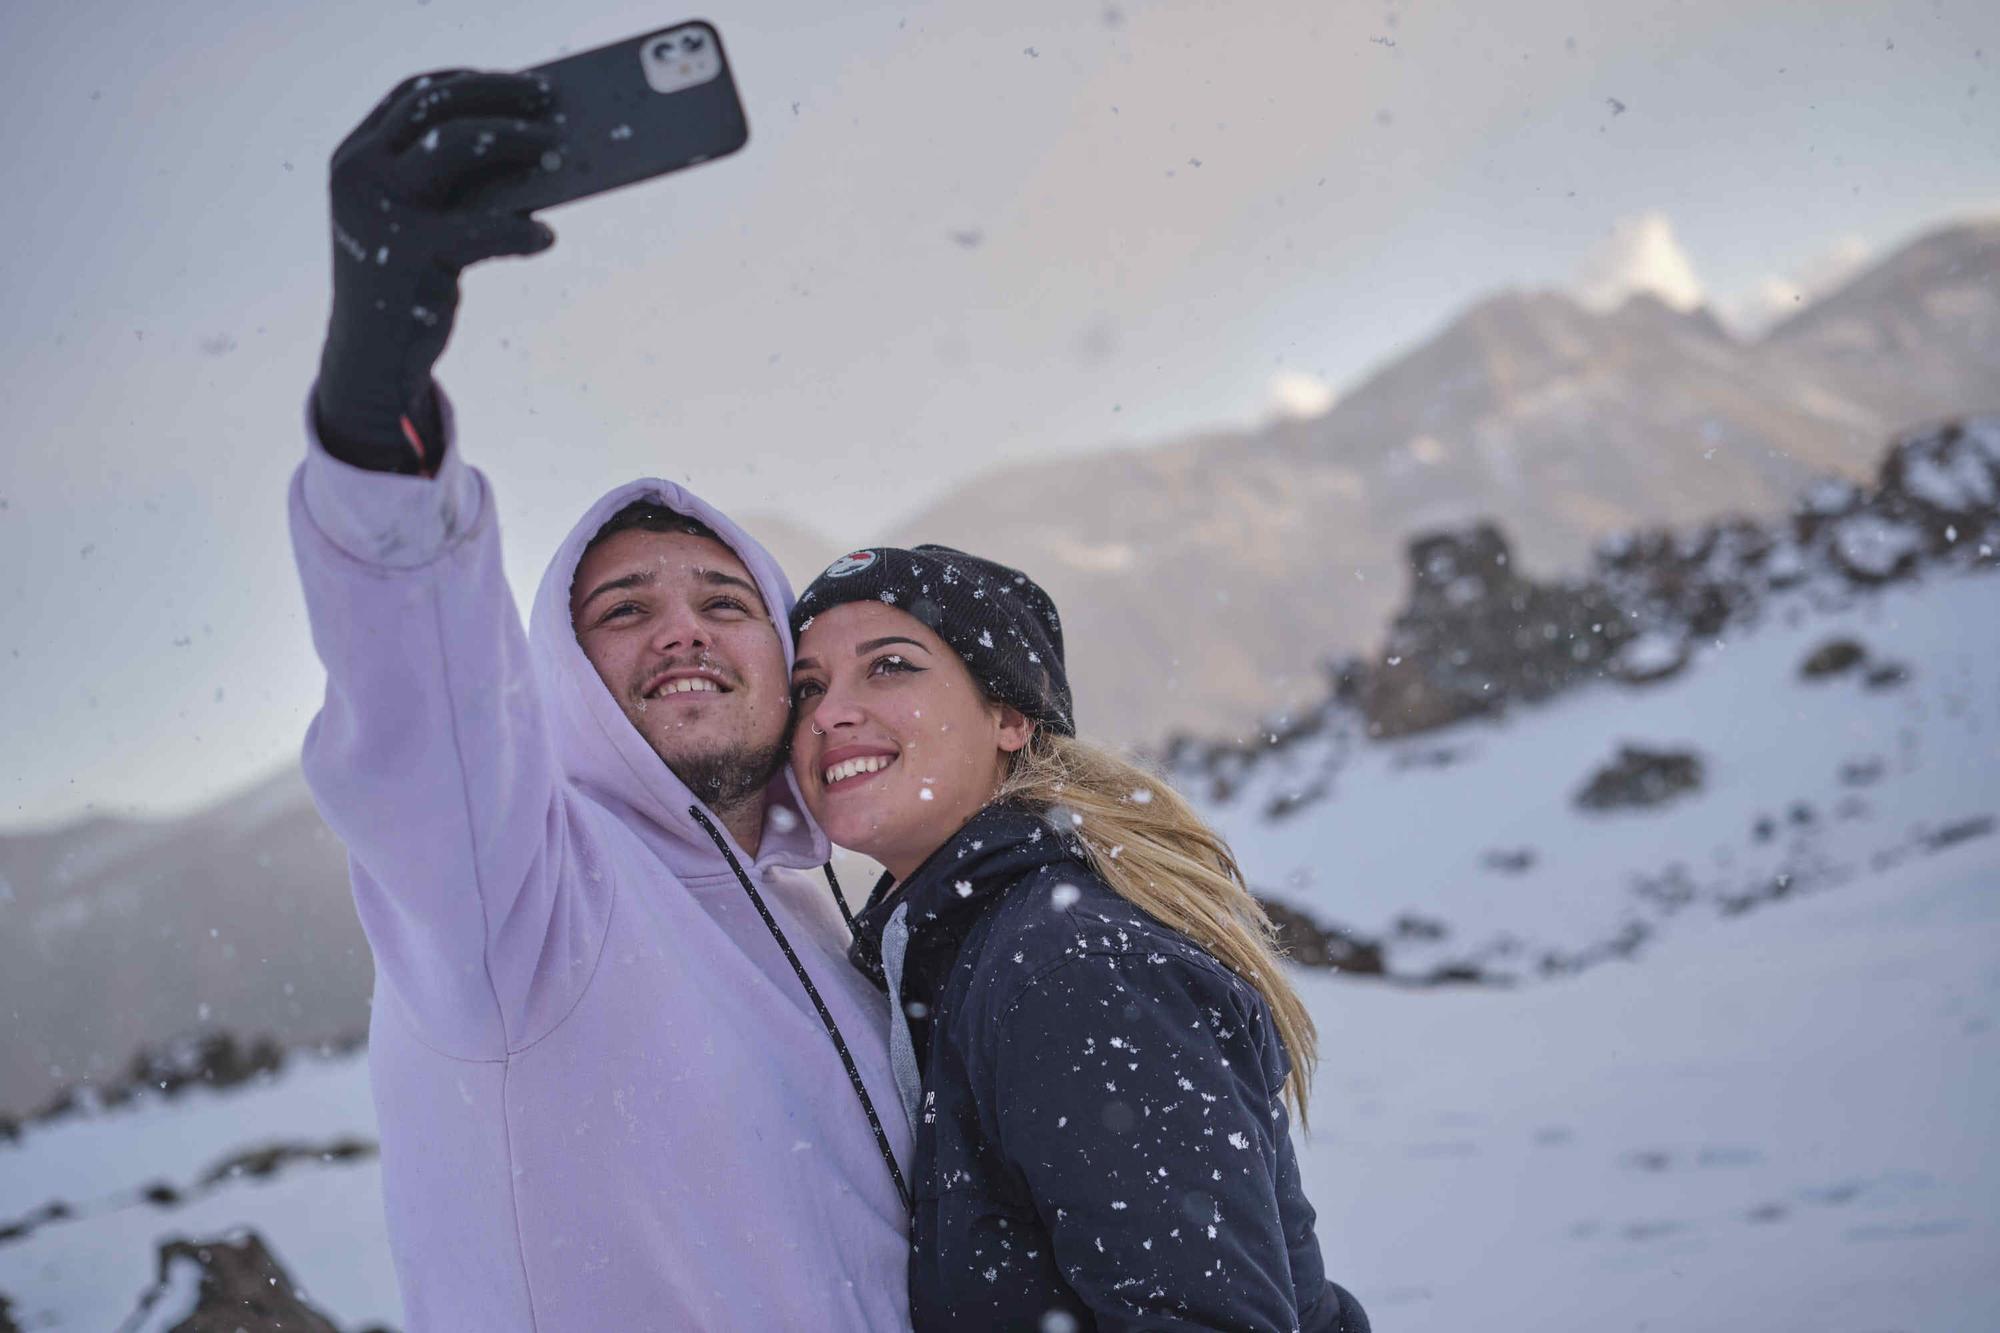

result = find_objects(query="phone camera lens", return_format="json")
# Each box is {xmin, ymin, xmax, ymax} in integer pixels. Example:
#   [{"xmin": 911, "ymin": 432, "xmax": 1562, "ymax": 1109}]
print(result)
[
  {"xmin": 681, "ymin": 32, "xmax": 706, "ymax": 52},
  {"xmin": 651, "ymin": 39, "xmax": 674, "ymax": 61}
]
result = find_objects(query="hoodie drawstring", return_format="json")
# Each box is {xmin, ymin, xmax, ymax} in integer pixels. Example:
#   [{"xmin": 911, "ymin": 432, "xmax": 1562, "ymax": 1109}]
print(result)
[
  {"xmin": 823, "ymin": 861, "xmax": 858, "ymax": 933},
  {"xmin": 688, "ymin": 807, "xmax": 913, "ymax": 1216}
]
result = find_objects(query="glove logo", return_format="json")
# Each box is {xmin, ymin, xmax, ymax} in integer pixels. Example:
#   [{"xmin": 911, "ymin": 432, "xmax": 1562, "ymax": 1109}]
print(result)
[{"xmin": 823, "ymin": 550, "xmax": 879, "ymax": 579}]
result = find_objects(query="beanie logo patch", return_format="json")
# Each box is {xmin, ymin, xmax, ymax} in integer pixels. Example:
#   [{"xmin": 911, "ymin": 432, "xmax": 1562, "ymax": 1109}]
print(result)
[{"xmin": 823, "ymin": 549, "xmax": 879, "ymax": 579}]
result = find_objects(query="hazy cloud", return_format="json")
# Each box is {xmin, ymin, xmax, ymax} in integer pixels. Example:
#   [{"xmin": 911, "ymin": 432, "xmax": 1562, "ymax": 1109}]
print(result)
[
  {"xmin": 1573, "ymin": 212, "xmax": 1706, "ymax": 313},
  {"xmin": 1268, "ymin": 370, "xmax": 1337, "ymax": 419}
]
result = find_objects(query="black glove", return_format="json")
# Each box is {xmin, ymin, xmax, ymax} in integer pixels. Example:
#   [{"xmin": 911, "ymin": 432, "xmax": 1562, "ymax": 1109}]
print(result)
[{"xmin": 314, "ymin": 70, "xmax": 561, "ymax": 472}]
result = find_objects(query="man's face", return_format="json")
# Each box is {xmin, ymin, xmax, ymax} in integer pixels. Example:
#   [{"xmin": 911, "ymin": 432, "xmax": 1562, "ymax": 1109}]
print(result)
[{"xmin": 570, "ymin": 528, "xmax": 790, "ymax": 808}]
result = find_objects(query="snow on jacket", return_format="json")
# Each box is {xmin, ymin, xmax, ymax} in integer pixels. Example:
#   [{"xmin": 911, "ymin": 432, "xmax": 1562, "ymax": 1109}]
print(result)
[
  {"xmin": 849, "ymin": 803, "xmax": 1369, "ymax": 1332},
  {"xmin": 289, "ymin": 398, "xmax": 914, "ymax": 1331}
]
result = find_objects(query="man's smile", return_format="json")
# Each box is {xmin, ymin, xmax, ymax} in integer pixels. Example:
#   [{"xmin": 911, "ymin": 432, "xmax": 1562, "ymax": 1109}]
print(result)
[{"xmin": 639, "ymin": 666, "xmax": 733, "ymax": 700}]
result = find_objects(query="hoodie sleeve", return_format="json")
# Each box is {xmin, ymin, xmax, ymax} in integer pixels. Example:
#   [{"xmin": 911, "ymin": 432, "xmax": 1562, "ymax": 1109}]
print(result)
[
  {"xmin": 988, "ymin": 950, "xmax": 1313, "ymax": 1333},
  {"xmin": 289, "ymin": 390, "xmax": 601, "ymax": 1060}
]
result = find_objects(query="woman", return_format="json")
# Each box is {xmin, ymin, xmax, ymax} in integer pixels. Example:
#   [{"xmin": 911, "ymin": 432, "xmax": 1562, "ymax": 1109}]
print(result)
[{"xmin": 788, "ymin": 544, "xmax": 1369, "ymax": 1332}]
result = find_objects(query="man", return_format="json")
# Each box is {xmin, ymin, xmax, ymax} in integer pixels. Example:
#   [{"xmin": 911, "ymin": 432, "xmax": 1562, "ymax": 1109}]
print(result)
[{"xmin": 292, "ymin": 70, "xmax": 911, "ymax": 1329}]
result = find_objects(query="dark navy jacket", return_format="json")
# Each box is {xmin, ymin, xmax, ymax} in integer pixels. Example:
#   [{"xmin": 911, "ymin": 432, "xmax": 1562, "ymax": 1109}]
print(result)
[{"xmin": 850, "ymin": 804, "xmax": 1369, "ymax": 1332}]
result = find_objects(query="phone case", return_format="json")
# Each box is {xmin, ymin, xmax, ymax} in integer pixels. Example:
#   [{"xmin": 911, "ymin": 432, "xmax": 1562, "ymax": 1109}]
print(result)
[{"xmin": 470, "ymin": 21, "xmax": 749, "ymax": 215}]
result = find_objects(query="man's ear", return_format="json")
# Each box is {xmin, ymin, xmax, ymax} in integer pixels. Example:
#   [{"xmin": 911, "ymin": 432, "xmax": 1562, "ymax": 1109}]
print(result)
[{"xmin": 994, "ymin": 704, "xmax": 1035, "ymax": 754}]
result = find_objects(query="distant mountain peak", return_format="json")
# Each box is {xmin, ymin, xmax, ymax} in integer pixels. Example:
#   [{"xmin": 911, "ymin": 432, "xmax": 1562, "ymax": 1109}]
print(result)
[{"xmin": 891, "ymin": 215, "xmax": 1998, "ymax": 747}]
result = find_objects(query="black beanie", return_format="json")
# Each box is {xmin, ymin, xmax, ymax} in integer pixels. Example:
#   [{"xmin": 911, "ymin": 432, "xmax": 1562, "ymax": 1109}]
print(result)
[{"xmin": 791, "ymin": 545, "xmax": 1075, "ymax": 736}]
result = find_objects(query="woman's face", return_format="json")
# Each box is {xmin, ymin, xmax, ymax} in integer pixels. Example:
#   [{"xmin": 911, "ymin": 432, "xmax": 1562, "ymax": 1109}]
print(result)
[{"xmin": 790, "ymin": 601, "xmax": 1032, "ymax": 880}]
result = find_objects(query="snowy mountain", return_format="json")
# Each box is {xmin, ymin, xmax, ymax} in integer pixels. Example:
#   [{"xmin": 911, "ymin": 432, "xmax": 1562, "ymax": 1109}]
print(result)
[
  {"xmin": 1, "ymin": 422, "xmax": 1994, "ymax": 1331},
  {"xmin": 0, "ymin": 767, "xmax": 369, "ymax": 1122},
  {"xmin": 894, "ymin": 218, "xmax": 2000, "ymax": 745},
  {"xmin": 1164, "ymin": 416, "xmax": 2000, "ymax": 983}
]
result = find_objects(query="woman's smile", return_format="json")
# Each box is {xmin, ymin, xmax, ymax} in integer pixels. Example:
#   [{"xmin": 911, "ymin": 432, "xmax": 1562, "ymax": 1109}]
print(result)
[{"xmin": 819, "ymin": 745, "xmax": 900, "ymax": 791}]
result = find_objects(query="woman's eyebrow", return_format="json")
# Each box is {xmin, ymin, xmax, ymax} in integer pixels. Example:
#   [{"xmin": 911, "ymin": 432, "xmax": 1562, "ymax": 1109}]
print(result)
[
  {"xmin": 856, "ymin": 636, "xmax": 930, "ymax": 655},
  {"xmin": 793, "ymin": 636, "xmax": 932, "ymax": 673}
]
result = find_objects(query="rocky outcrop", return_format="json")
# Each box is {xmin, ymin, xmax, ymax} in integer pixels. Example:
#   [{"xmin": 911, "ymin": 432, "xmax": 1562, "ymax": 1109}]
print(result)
[
  {"xmin": 1161, "ymin": 417, "xmax": 1999, "ymax": 860},
  {"xmin": 24, "ymin": 1029, "xmax": 362, "ymax": 1136},
  {"xmin": 113, "ymin": 1233, "xmax": 368, "ymax": 1333},
  {"xmin": 1362, "ymin": 523, "xmax": 1632, "ymax": 738},
  {"xmin": 1291, "ymin": 417, "xmax": 1998, "ymax": 744}
]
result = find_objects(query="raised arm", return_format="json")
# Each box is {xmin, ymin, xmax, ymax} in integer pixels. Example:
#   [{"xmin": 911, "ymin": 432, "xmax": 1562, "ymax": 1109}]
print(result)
[
  {"xmin": 313, "ymin": 69, "xmax": 557, "ymax": 472},
  {"xmin": 291, "ymin": 73, "xmax": 598, "ymax": 1060},
  {"xmin": 991, "ymin": 952, "xmax": 1338, "ymax": 1332}
]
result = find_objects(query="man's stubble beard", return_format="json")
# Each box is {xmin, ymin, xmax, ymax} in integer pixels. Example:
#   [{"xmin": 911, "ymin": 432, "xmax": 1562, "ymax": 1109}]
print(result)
[{"xmin": 663, "ymin": 737, "xmax": 788, "ymax": 820}]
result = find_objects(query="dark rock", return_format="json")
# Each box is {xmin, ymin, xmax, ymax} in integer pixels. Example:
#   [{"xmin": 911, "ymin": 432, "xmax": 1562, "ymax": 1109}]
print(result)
[
  {"xmin": 1863, "ymin": 660, "xmax": 1910, "ymax": 690},
  {"xmin": 199, "ymin": 1137, "xmax": 378, "ymax": 1189},
  {"xmin": 1258, "ymin": 897, "xmax": 1385, "ymax": 976},
  {"xmin": 120, "ymin": 1233, "xmax": 346, "ymax": 1333},
  {"xmin": 35, "ymin": 1030, "xmax": 288, "ymax": 1124},
  {"xmin": 1923, "ymin": 815, "xmax": 1995, "ymax": 853},
  {"xmin": 1536, "ymin": 919, "xmax": 1652, "ymax": 974},
  {"xmin": 1391, "ymin": 914, "xmax": 1449, "ymax": 942},
  {"xmin": 1262, "ymin": 780, "xmax": 1329, "ymax": 821},
  {"xmin": 1364, "ymin": 523, "xmax": 1631, "ymax": 737},
  {"xmin": 1838, "ymin": 757, "xmax": 1885, "ymax": 788},
  {"xmin": 1800, "ymin": 638, "xmax": 1867, "ymax": 679},
  {"xmin": 0, "ymin": 1292, "xmax": 16, "ymax": 1333},
  {"xmin": 1575, "ymin": 745, "xmax": 1705, "ymax": 812},
  {"xmin": 1391, "ymin": 743, "xmax": 1468, "ymax": 770},
  {"xmin": 0, "ymin": 1199, "xmax": 72, "ymax": 1247},
  {"xmin": 1481, "ymin": 847, "xmax": 1538, "ymax": 874},
  {"xmin": 1877, "ymin": 418, "xmax": 2000, "ymax": 533},
  {"xmin": 141, "ymin": 1180, "xmax": 182, "ymax": 1208},
  {"xmin": 1719, "ymin": 871, "xmax": 1801, "ymax": 915}
]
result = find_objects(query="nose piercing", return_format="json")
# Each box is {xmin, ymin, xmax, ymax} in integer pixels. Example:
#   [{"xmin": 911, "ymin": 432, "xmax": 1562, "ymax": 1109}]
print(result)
[{"xmin": 810, "ymin": 722, "xmax": 825, "ymax": 736}]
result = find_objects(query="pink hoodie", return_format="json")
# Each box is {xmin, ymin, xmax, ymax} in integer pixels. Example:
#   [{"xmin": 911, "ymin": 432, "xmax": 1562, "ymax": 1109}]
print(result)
[{"xmin": 290, "ymin": 399, "xmax": 912, "ymax": 1330}]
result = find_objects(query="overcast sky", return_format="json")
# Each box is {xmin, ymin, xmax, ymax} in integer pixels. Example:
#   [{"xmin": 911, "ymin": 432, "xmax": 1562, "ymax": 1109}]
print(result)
[{"xmin": 2, "ymin": 0, "xmax": 1995, "ymax": 830}]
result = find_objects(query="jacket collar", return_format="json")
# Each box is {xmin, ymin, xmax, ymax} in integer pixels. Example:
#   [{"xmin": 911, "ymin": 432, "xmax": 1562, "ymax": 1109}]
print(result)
[{"xmin": 849, "ymin": 802, "xmax": 1089, "ymax": 985}]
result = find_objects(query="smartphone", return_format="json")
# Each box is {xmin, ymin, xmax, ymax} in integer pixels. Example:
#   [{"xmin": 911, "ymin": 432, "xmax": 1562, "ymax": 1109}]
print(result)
[{"xmin": 470, "ymin": 21, "xmax": 749, "ymax": 214}]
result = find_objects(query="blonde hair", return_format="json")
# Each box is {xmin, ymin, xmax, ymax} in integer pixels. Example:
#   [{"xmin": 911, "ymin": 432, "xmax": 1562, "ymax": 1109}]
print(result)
[{"xmin": 994, "ymin": 730, "xmax": 1318, "ymax": 1124}]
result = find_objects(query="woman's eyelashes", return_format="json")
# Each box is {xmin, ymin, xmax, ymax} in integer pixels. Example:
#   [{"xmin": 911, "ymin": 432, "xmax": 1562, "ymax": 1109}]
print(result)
[{"xmin": 790, "ymin": 655, "xmax": 923, "ymax": 706}]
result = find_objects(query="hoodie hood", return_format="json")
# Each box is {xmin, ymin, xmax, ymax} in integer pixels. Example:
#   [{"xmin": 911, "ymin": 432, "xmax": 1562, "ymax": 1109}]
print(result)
[{"xmin": 526, "ymin": 478, "xmax": 828, "ymax": 874}]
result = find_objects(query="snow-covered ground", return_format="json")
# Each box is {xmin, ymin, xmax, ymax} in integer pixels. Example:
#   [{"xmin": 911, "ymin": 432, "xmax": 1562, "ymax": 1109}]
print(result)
[
  {"xmin": 1199, "ymin": 565, "xmax": 2000, "ymax": 984},
  {"xmin": 1305, "ymin": 830, "xmax": 1998, "ymax": 1329},
  {"xmin": 0, "ymin": 1053, "xmax": 399, "ymax": 1329},
  {"xmin": 1, "ymin": 567, "xmax": 1994, "ymax": 1330}
]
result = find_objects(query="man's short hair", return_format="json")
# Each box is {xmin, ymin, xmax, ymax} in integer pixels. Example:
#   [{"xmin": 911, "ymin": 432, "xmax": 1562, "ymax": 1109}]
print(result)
[{"xmin": 582, "ymin": 499, "xmax": 728, "ymax": 563}]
